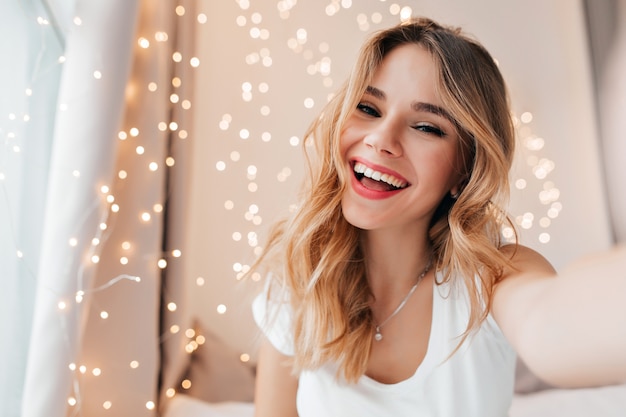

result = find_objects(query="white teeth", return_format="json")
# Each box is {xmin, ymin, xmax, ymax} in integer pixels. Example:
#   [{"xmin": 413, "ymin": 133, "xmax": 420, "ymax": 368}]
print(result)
[{"xmin": 353, "ymin": 162, "xmax": 407, "ymax": 189}]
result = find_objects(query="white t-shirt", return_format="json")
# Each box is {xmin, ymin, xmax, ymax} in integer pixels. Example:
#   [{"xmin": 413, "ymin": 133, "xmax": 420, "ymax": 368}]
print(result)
[{"xmin": 252, "ymin": 271, "xmax": 516, "ymax": 417}]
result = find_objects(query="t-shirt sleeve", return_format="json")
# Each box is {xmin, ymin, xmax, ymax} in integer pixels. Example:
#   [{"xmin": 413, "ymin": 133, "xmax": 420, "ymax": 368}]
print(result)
[{"xmin": 252, "ymin": 279, "xmax": 295, "ymax": 356}]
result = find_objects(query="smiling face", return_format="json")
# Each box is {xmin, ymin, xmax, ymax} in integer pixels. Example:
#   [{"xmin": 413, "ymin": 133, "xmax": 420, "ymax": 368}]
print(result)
[{"xmin": 340, "ymin": 43, "xmax": 464, "ymax": 234}]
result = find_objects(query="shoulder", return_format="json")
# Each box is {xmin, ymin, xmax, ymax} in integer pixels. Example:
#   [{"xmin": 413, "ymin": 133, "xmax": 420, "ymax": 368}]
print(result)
[{"xmin": 498, "ymin": 243, "xmax": 555, "ymax": 281}]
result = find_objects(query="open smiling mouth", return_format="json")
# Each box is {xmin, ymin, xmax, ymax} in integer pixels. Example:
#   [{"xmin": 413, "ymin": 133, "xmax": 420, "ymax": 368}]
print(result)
[{"xmin": 353, "ymin": 162, "xmax": 409, "ymax": 192}]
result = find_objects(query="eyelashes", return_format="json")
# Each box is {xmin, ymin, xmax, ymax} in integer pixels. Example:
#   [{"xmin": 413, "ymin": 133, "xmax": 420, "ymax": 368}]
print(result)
[
  {"xmin": 356, "ymin": 103, "xmax": 380, "ymax": 117},
  {"xmin": 413, "ymin": 124, "xmax": 446, "ymax": 137},
  {"xmin": 356, "ymin": 102, "xmax": 447, "ymax": 138}
]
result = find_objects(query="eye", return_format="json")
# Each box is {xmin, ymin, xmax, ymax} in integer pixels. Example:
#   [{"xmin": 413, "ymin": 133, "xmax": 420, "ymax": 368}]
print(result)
[
  {"xmin": 356, "ymin": 103, "xmax": 380, "ymax": 117},
  {"xmin": 414, "ymin": 123, "xmax": 446, "ymax": 138}
]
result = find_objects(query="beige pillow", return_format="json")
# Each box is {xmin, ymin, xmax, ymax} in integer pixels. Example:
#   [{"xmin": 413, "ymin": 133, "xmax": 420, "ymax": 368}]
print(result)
[{"xmin": 181, "ymin": 322, "xmax": 256, "ymax": 403}]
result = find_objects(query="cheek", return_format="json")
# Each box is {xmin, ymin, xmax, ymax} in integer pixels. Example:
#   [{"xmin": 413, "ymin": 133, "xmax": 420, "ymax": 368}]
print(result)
[
  {"xmin": 338, "ymin": 126, "xmax": 358, "ymax": 158},
  {"xmin": 418, "ymin": 146, "xmax": 463, "ymax": 187}
]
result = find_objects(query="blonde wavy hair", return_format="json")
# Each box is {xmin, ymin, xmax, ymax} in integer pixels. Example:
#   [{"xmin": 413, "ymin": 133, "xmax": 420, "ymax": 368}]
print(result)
[{"xmin": 255, "ymin": 17, "xmax": 517, "ymax": 382}]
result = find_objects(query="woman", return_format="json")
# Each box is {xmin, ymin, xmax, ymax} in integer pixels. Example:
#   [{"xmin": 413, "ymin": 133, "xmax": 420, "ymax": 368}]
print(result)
[{"xmin": 251, "ymin": 17, "xmax": 626, "ymax": 416}]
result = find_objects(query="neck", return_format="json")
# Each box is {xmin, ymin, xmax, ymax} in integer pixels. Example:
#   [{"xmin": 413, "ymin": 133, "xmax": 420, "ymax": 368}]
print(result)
[{"xmin": 361, "ymin": 226, "xmax": 432, "ymax": 299}]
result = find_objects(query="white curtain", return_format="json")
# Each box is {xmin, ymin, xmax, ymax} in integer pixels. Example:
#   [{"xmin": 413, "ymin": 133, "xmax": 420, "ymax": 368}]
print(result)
[
  {"xmin": 1, "ymin": 0, "xmax": 193, "ymax": 416},
  {"xmin": 0, "ymin": 0, "xmax": 198, "ymax": 417},
  {"xmin": 0, "ymin": 1, "xmax": 140, "ymax": 416},
  {"xmin": 0, "ymin": 2, "xmax": 64, "ymax": 415}
]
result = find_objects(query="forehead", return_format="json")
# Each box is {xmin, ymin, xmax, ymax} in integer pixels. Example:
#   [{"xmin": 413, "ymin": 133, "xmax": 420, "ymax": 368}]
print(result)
[{"xmin": 369, "ymin": 43, "xmax": 441, "ymax": 104}]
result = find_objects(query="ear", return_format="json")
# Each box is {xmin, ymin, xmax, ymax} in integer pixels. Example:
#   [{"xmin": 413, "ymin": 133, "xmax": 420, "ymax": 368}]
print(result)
[{"xmin": 450, "ymin": 178, "xmax": 466, "ymax": 199}]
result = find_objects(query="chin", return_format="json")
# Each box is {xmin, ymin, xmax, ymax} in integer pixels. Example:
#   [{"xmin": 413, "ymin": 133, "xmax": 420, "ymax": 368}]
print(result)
[{"xmin": 340, "ymin": 198, "xmax": 378, "ymax": 231}]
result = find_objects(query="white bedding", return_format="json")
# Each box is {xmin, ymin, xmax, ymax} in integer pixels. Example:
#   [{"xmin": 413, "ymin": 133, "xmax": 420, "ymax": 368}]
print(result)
[
  {"xmin": 165, "ymin": 384, "xmax": 626, "ymax": 417},
  {"xmin": 509, "ymin": 384, "xmax": 626, "ymax": 417},
  {"xmin": 164, "ymin": 395, "xmax": 254, "ymax": 417}
]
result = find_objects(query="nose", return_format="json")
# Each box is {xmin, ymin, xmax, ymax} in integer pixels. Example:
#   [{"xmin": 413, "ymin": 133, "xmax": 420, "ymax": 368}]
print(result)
[{"xmin": 363, "ymin": 120, "xmax": 403, "ymax": 156}]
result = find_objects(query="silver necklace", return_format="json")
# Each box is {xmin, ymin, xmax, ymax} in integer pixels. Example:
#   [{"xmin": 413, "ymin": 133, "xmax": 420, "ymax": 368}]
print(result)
[{"xmin": 373, "ymin": 257, "xmax": 433, "ymax": 342}]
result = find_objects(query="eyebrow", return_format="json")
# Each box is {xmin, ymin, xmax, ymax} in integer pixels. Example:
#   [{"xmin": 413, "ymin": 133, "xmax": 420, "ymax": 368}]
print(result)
[{"xmin": 364, "ymin": 85, "xmax": 455, "ymax": 124}]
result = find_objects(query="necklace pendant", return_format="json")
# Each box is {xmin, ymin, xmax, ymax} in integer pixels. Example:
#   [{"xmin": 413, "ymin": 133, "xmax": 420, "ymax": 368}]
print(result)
[{"xmin": 374, "ymin": 327, "xmax": 383, "ymax": 341}]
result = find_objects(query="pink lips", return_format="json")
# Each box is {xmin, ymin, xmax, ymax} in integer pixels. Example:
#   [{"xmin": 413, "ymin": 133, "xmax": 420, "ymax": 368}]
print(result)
[{"xmin": 350, "ymin": 158, "xmax": 409, "ymax": 200}]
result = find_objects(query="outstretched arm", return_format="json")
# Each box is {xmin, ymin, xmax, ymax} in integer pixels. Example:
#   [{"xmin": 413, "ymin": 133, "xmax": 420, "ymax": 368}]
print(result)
[
  {"xmin": 492, "ymin": 244, "xmax": 626, "ymax": 388},
  {"xmin": 254, "ymin": 337, "xmax": 299, "ymax": 417}
]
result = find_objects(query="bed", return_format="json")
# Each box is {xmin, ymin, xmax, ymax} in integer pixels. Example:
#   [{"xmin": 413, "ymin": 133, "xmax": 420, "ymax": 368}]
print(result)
[{"xmin": 164, "ymin": 386, "xmax": 626, "ymax": 417}]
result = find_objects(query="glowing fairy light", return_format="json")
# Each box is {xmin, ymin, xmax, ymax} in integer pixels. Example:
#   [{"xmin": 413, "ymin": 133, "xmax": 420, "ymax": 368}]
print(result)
[
  {"xmin": 155, "ymin": 31, "xmax": 169, "ymax": 42},
  {"xmin": 399, "ymin": 6, "xmax": 413, "ymax": 21},
  {"xmin": 138, "ymin": 37, "xmax": 150, "ymax": 48}
]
